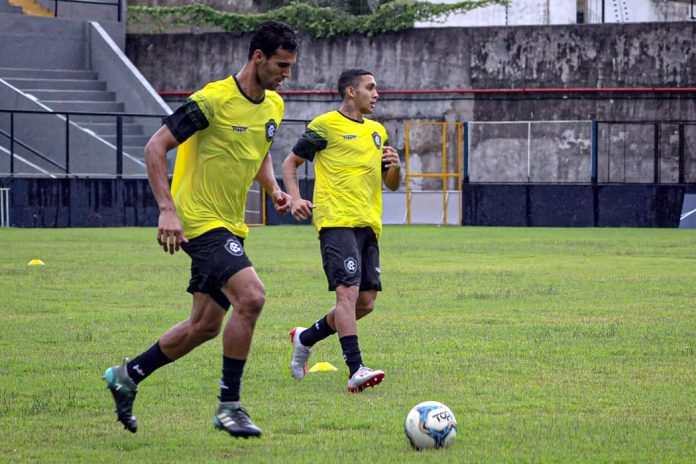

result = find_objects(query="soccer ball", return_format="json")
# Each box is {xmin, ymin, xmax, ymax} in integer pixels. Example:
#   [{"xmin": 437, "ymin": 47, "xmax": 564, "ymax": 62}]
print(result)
[{"xmin": 404, "ymin": 401, "xmax": 457, "ymax": 450}]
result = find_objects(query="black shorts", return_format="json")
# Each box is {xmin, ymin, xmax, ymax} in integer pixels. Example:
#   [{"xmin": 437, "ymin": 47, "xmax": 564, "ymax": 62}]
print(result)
[
  {"xmin": 319, "ymin": 227, "xmax": 382, "ymax": 292},
  {"xmin": 181, "ymin": 228, "xmax": 253, "ymax": 310}
]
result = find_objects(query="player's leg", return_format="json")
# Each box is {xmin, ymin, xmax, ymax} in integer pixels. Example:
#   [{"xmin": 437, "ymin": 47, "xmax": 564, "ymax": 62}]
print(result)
[
  {"xmin": 212, "ymin": 266, "xmax": 265, "ymax": 438},
  {"xmin": 289, "ymin": 228, "xmax": 358, "ymax": 380},
  {"xmin": 345, "ymin": 228, "xmax": 384, "ymax": 392},
  {"xmin": 104, "ymin": 294, "xmax": 225, "ymax": 433}
]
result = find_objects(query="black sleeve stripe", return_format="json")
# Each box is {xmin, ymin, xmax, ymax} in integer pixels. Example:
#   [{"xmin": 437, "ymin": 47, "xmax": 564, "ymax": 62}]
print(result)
[
  {"xmin": 163, "ymin": 99, "xmax": 210, "ymax": 144},
  {"xmin": 292, "ymin": 129, "xmax": 327, "ymax": 162}
]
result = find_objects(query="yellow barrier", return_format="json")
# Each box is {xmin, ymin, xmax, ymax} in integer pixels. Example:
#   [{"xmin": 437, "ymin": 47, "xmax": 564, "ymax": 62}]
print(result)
[{"xmin": 404, "ymin": 121, "xmax": 463, "ymax": 225}]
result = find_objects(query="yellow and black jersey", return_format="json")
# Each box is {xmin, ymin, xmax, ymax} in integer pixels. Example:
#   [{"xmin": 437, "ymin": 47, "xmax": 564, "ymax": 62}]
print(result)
[
  {"xmin": 292, "ymin": 110, "xmax": 389, "ymax": 238},
  {"xmin": 165, "ymin": 76, "xmax": 284, "ymax": 239}
]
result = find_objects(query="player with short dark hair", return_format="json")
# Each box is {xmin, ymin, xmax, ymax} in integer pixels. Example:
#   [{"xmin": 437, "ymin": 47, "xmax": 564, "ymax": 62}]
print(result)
[
  {"xmin": 103, "ymin": 20, "xmax": 297, "ymax": 438},
  {"xmin": 281, "ymin": 68, "xmax": 401, "ymax": 392}
]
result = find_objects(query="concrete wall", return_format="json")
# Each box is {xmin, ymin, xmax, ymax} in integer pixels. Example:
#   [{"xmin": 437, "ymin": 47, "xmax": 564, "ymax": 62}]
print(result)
[
  {"xmin": 0, "ymin": 14, "xmax": 88, "ymax": 69},
  {"xmin": 126, "ymin": 22, "xmax": 696, "ymax": 186},
  {"xmin": 127, "ymin": 22, "xmax": 696, "ymax": 115},
  {"xmin": 33, "ymin": 0, "xmax": 126, "ymax": 49}
]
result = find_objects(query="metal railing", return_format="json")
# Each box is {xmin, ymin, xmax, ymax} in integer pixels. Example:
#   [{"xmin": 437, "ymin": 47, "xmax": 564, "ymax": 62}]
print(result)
[
  {"xmin": 0, "ymin": 108, "xmax": 166, "ymax": 177},
  {"xmin": 459, "ymin": 120, "xmax": 696, "ymax": 185}
]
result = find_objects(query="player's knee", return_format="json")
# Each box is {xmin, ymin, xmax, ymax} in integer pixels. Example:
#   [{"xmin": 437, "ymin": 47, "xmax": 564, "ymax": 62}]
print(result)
[
  {"xmin": 357, "ymin": 302, "xmax": 374, "ymax": 318},
  {"xmin": 237, "ymin": 286, "xmax": 266, "ymax": 315},
  {"xmin": 191, "ymin": 319, "xmax": 222, "ymax": 342},
  {"xmin": 356, "ymin": 300, "xmax": 375, "ymax": 319}
]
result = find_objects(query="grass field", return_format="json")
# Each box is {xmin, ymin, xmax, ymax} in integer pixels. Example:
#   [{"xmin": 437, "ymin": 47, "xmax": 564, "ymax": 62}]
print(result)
[{"xmin": 1, "ymin": 225, "xmax": 695, "ymax": 463}]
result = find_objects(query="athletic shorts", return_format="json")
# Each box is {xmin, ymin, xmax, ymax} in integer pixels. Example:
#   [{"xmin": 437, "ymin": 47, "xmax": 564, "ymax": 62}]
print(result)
[
  {"xmin": 180, "ymin": 228, "xmax": 253, "ymax": 311},
  {"xmin": 319, "ymin": 227, "xmax": 382, "ymax": 292}
]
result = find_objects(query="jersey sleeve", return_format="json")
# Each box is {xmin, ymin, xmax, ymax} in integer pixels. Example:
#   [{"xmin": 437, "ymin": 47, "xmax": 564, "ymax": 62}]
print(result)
[
  {"xmin": 292, "ymin": 119, "xmax": 328, "ymax": 162},
  {"xmin": 163, "ymin": 86, "xmax": 216, "ymax": 144}
]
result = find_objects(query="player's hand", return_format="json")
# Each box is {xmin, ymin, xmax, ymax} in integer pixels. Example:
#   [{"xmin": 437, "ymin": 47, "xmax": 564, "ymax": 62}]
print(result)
[
  {"xmin": 382, "ymin": 146, "xmax": 401, "ymax": 169},
  {"xmin": 291, "ymin": 198, "xmax": 315, "ymax": 222},
  {"xmin": 272, "ymin": 190, "xmax": 292, "ymax": 216},
  {"xmin": 157, "ymin": 210, "xmax": 188, "ymax": 254}
]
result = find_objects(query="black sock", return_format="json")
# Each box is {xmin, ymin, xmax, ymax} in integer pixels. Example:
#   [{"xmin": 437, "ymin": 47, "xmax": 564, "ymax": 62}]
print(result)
[
  {"xmin": 219, "ymin": 356, "xmax": 246, "ymax": 403},
  {"xmin": 299, "ymin": 315, "xmax": 337, "ymax": 347},
  {"xmin": 127, "ymin": 341, "xmax": 173, "ymax": 384},
  {"xmin": 339, "ymin": 335, "xmax": 362, "ymax": 377}
]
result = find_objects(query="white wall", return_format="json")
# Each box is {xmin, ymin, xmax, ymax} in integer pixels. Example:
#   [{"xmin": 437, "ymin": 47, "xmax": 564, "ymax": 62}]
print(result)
[{"xmin": 415, "ymin": 0, "xmax": 693, "ymax": 27}]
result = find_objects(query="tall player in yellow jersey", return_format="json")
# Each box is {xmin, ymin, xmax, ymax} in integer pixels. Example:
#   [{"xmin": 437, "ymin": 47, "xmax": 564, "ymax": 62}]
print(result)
[
  {"xmin": 103, "ymin": 21, "xmax": 297, "ymax": 438},
  {"xmin": 282, "ymin": 69, "xmax": 401, "ymax": 392}
]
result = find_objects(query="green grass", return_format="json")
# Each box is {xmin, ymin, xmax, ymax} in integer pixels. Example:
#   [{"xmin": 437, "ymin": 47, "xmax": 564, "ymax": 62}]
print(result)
[{"xmin": 0, "ymin": 226, "xmax": 695, "ymax": 463}]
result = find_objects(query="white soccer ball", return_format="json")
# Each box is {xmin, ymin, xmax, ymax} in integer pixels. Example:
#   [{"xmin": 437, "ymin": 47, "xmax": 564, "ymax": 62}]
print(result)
[{"xmin": 404, "ymin": 401, "xmax": 457, "ymax": 450}]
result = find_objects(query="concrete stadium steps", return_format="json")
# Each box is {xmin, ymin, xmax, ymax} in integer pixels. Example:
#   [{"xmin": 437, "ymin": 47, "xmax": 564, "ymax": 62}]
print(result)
[
  {"xmin": 2, "ymin": 78, "xmax": 107, "ymax": 91},
  {"xmin": 0, "ymin": 67, "xmax": 97, "ymax": 79},
  {"xmin": 41, "ymin": 100, "xmax": 125, "ymax": 113},
  {"xmin": 100, "ymin": 134, "xmax": 150, "ymax": 146},
  {"xmin": 0, "ymin": 65, "xmax": 150, "ymax": 175},
  {"xmin": 22, "ymin": 89, "xmax": 117, "ymax": 101},
  {"xmin": 78, "ymin": 122, "xmax": 144, "ymax": 135},
  {"xmin": 68, "ymin": 113, "xmax": 134, "ymax": 123}
]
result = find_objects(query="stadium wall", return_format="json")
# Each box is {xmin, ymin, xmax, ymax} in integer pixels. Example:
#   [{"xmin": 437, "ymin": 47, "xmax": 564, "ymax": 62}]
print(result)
[
  {"xmin": 2, "ymin": 177, "xmax": 694, "ymax": 228},
  {"xmin": 126, "ymin": 21, "xmax": 696, "ymax": 123},
  {"xmin": 126, "ymin": 22, "xmax": 696, "ymax": 180}
]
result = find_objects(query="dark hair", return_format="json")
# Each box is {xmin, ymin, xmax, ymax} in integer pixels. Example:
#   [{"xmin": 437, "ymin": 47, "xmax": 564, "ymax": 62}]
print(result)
[
  {"xmin": 248, "ymin": 20, "xmax": 298, "ymax": 60},
  {"xmin": 337, "ymin": 68, "xmax": 373, "ymax": 99}
]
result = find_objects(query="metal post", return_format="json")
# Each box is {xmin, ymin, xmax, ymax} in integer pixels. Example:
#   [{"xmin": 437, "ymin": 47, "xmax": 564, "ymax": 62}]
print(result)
[
  {"xmin": 591, "ymin": 120, "xmax": 598, "ymax": 184},
  {"xmin": 118, "ymin": 0, "xmax": 122, "ymax": 22},
  {"xmin": 527, "ymin": 121, "xmax": 532, "ymax": 181},
  {"xmin": 463, "ymin": 122, "xmax": 469, "ymax": 184},
  {"xmin": 405, "ymin": 121, "xmax": 411, "ymax": 226},
  {"xmin": 0, "ymin": 188, "xmax": 8, "ymax": 227},
  {"xmin": 441, "ymin": 123, "xmax": 447, "ymax": 225},
  {"xmin": 65, "ymin": 114, "xmax": 70, "ymax": 174},
  {"xmin": 653, "ymin": 123, "xmax": 660, "ymax": 184},
  {"xmin": 116, "ymin": 115, "xmax": 123, "ymax": 176},
  {"xmin": 457, "ymin": 122, "xmax": 463, "ymax": 225},
  {"xmin": 678, "ymin": 123, "xmax": 685, "ymax": 184},
  {"xmin": 54, "ymin": 0, "xmax": 58, "ymax": 17},
  {"xmin": 9, "ymin": 112, "xmax": 14, "ymax": 175}
]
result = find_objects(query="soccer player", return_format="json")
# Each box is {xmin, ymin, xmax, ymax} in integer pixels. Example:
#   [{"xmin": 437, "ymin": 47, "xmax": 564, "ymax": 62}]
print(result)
[
  {"xmin": 281, "ymin": 68, "xmax": 401, "ymax": 392},
  {"xmin": 103, "ymin": 21, "xmax": 297, "ymax": 438}
]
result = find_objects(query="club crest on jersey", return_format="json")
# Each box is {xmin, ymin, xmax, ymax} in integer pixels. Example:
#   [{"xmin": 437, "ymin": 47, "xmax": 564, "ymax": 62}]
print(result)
[
  {"xmin": 344, "ymin": 257, "xmax": 358, "ymax": 275},
  {"xmin": 224, "ymin": 238, "xmax": 244, "ymax": 257},
  {"xmin": 372, "ymin": 132, "xmax": 382, "ymax": 149},
  {"xmin": 265, "ymin": 119, "xmax": 277, "ymax": 142}
]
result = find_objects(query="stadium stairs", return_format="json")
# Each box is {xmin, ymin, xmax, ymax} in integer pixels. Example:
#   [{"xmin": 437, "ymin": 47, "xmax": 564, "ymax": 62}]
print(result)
[{"xmin": 0, "ymin": 6, "xmax": 171, "ymax": 177}]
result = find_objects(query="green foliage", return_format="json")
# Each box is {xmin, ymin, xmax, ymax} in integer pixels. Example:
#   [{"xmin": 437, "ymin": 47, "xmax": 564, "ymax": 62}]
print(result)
[{"xmin": 128, "ymin": 0, "xmax": 506, "ymax": 37}]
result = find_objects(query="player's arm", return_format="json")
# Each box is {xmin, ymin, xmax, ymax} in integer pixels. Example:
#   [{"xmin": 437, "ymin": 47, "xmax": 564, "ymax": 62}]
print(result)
[
  {"xmin": 281, "ymin": 152, "xmax": 314, "ymax": 221},
  {"xmin": 255, "ymin": 153, "xmax": 291, "ymax": 216},
  {"xmin": 381, "ymin": 145, "xmax": 402, "ymax": 192},
  {"xmin": 282, "ymin": 127, "xmax": 326, "ymax": 221},
  {"xmin": 145, "ymin": 98, "xmax": 210, "ymax": 254},
  {"xmin": 145, "ymin": 125, "xmax": 185, "ymax": 254}
]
